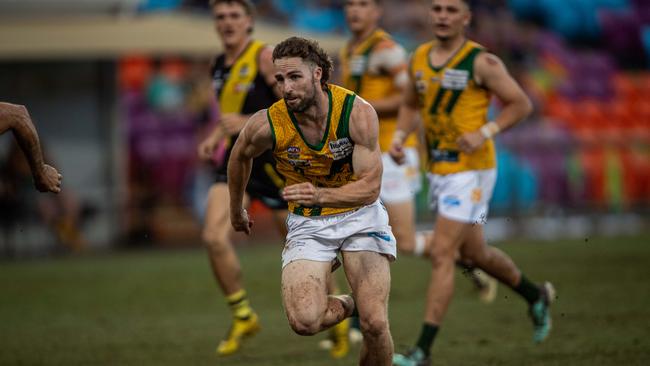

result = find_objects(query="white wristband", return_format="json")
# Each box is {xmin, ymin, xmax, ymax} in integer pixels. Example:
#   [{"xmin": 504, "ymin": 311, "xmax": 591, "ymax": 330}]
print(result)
[
  {"xmin": 393, "ymin": 129, "xmax": 407, "ymax": 144},
  {"xmin": 479, "ymin": 121, "xmax": 500, "ymax": 139}
]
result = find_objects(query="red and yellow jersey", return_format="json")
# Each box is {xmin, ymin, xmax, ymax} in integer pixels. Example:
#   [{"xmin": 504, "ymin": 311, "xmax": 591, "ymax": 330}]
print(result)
[
  {"xmin": 410, "ymin": 39, "xmax": 495, "ymax": 175},
  {"xmin": 339, "ymin": 28, "xmax": 416, "ymax": 152},
  {"xmin": 267, "ymin": 84, "xmax": 358, "ymax": 217}
]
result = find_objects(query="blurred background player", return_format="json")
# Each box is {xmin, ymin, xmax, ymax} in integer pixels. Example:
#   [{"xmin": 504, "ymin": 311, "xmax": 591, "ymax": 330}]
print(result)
[
  {"xmin": 195, "ymin": 0, "xmax": 286, "ymax": 357},
  {"xmin": 228, "ymin": 36, "xmax": 396, "ymax": 366},
  {"xmin": 328, "ymin": 0, "xmax": 496, "ymax": 353},
  {"xmin": 390, "ymin": 0, "xmax": 555, "ymax": 365},
  {"xmin": 0, "ymin": 102, "xmax": 61, "ymax": 194}
]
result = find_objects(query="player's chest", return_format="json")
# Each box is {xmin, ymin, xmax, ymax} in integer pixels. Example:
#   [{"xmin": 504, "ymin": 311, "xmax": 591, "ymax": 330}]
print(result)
[
  {"xmin": 414, "ymin": 66, "xmax": 470, "ymax": 95},
  {"xmin": 212, "ymin": 68, "xmax": 256, "ymax": 94}
]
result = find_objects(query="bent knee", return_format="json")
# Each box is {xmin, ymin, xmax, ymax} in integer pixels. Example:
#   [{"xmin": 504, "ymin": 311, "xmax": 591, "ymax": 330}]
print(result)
[
  {"xmin": 287, "ymin": 316, "xmax": 322, "ymax": 336},
  {"xmin": 359, "ymin": 315, "xmax": 389, "ymax": 339}
]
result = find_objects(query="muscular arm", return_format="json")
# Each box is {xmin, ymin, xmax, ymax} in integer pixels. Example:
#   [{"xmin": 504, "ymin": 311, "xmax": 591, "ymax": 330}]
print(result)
[
  {"xmin": 456, "ymin": 53, "xmax": 532, "ymax": 154},
  {"xmin": 227, "ymin": 109, "xmax": 274, "ymax": 215},
  {"xmin": 474, "ymin": 52, "xmax": 532, "ymax": 132},
  {"xmin": 315, "ymin": 98, "xmax": 382, "ymax": 207},
  {"xmin": 0, "ymin": 103, "xmax": 46, "ymax": 177}
]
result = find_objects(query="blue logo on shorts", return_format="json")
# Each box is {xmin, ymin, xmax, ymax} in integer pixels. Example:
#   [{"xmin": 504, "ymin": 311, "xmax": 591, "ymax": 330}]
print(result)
[
  {"xmin": 368, "ymin": 231, "xmax": 392, "ymax": 242},
  {"xmin": 442, "ymin": 195, "xmax": 461, "ymax": 207}
]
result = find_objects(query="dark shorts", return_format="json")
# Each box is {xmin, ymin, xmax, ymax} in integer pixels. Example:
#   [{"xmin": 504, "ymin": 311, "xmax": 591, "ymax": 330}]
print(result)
[{"xmin": 215, "ymin": 150, "xmax": 287, "ymax": 210}]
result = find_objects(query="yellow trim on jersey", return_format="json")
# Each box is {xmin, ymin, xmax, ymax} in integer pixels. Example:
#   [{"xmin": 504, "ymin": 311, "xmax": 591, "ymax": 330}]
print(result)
[
  {"xmin": 267, "ymin": 84, "xmax": 358, "ymax": 217},
  {"xmin": 410, "ymin": 39, "xmax": 495, "ymax": 175},
  {"xmin": 219, "ymin": 40, "xmax": 265, "ymax": 114},
  {"xmin": 339, "ymin": 29, "xmax": 416, "ymax": 152}
]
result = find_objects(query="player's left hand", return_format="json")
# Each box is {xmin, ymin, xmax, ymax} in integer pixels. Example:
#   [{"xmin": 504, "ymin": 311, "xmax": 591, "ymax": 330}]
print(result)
[
  {"xmin": 231, "ymin": 208, "xmax": 253, "ymax": 235},
  {"xmin": 457, "ymin": 130, "xmax": 487, "ymax": 154},
  {"xmin": 221, "ymin": 113, "xmax": 246, "ymax": 135},
  {"xmin": 282, "ymin": 182, "xmax": 320, "ymax": 207},
  {"xmin": 34, "ymin": 164, "xmax": 62, "ymax": 193}
]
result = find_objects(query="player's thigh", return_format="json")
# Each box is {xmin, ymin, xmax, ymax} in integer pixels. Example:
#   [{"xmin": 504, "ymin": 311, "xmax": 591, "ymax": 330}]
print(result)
[
  {"xmin": 203, "ymin": 183, "xmax": 249, "ymax": 239},
  {"xmin": 271, "ymin": 209, "xmax": 289, "ymax": 238},
  {"xmin": 459, "ymin": 223, "xmax": 488, "ymax": 264},
  {"xmin": 341, "ymin": 251, "xmax": 391, "ymax": 313},
  {"xmin": 281, "ymin": 259, "xmax": 332, "ymax": 318},
  {"xmin": 431, "ymin": 214, "xmax": 471, "ymax": 259},
  {"xmin": 385, "ymin": 200, "xmax": 416, "ymax": 244}
]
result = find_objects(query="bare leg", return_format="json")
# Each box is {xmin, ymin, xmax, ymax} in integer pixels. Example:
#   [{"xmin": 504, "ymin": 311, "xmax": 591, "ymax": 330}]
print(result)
[
  {"xmin": 460, "ymin": 224, "xmax": 521, "ymax": 287},
  {"xmin": 202, "ymin": 183, "xmax": 249, "ymax": 296},
  {"xmin": 343, "ymin": 251, "xmax": 393, "ymax": 366},
  {"xmin": 424, "ymin": 216, "xmax": 469, "ymax": 324},
  {"xmin": 385, "ymin": 200, "xmax": 417, "ymax": 255},
  {"xmin": 282, "ymin": 260, "xmax": 354, "ymax": 336}
]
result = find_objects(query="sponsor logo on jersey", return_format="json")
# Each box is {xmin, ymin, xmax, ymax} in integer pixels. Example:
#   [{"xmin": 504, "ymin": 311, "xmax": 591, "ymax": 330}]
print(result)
[
  {"xmin": 287, "ymin": 146, "xmax": 300, "ymax": 159},
  {"xmin": 239, "ymin": 64, "xmax": 249, "ymax": 77},
  {"xmin": 349, "ymin": 55, "xmax": 368, "ymax": 76},
  {"xmin": 288, "ymin": 159, "xmax": 311, "ymax": 168},
  {"xmin": 414, "ymin": 70, "xmax": 427, "ymax": 94},
  {"xmin": 329, "ymin": 138, "xmax": 353, "ymax": 160},
  {"xmin": 442, "ymin": 69, "xmax": 469, "ymax": 90}
]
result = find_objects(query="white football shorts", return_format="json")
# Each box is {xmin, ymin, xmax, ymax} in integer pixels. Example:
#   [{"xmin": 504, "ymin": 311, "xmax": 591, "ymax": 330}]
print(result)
[
  {"xmin": 380, "ymin": 148, "xmax": 421, "ymax": 204},
  {"xmin": 282, "ymin": 200, "xmax": 397, "ymax": 268},
  {"xmin": 427, "ymin": 169, "xmax": 497, "ymax": 224}
]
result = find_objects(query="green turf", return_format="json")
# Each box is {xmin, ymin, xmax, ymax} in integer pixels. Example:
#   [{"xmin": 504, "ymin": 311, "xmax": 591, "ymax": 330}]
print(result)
[{"xmin": 1, "ymin": 234, "xmax": 649, "ymax": 365}]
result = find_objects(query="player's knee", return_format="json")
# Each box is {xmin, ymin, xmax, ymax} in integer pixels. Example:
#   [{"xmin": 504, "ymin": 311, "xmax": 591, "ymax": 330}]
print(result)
[
  {"xmin": 201, "ymin": 227, "xmax": 228, "ymax": 251},
  {"xmin": 359, "ymin": 313, "xmax": 389, "ymax": 339},
  {"xmin": 287, "ymin": 314, "xmax": 322, "ymax": 336},
  {"xmin": 430, "ymin": 243, "xmax": 456, "ymax": 267},
  {"xmin": 460, "ymin": 246, "xmax": 488, "ymax": 265}
]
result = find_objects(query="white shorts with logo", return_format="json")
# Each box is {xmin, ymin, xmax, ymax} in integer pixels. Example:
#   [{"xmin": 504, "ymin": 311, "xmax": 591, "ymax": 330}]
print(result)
[
  {"xmin": 380, "ymin": 148, "xmax": 421, "ymax": 204},
  {"xmin": 427, "ymin": 169, "xmax": 497, "ymax": 224},
  {"xmin": 282, "ymin": 200, "xmax": 397, "ymax": 268}
]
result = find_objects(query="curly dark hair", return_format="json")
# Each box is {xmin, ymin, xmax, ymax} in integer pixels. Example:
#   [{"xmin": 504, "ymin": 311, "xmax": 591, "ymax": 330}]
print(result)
[{"xmin": 272, "ymin": 37, "xmax": 333, "ymax": 87}]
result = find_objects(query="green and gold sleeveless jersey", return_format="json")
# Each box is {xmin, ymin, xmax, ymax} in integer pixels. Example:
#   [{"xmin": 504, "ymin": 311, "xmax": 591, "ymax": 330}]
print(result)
[
  {"xmin": 339, "ymin": 28, "xmax": 417, "ymax": 152},
  {"xmin": 267, "ymin": 84, "xmax": 358, "ymax": 217},
  {"xmin": 410, "ymin": 39, "xmax": 495, "ymax": 175}
]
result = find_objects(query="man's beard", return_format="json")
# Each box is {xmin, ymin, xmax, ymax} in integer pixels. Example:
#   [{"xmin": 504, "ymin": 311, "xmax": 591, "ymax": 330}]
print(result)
[{"xmin": 286, "ymin": 82, "xmax": 318, "ymax": 113}]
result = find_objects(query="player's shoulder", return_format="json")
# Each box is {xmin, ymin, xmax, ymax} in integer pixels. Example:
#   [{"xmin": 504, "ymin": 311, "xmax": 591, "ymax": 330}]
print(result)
[
  {"xmin": 350, "ymin": 96, "xmax": 378, "ymax": 131},
  {"xmin": 413, "ymin": 40, "xmax": 436, "ymax": 56}
]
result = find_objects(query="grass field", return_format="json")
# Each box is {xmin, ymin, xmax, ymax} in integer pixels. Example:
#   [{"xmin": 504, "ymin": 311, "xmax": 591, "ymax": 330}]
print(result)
[{"xmin": 1, "ymin": 234, "xmax": 650, "ymax": 366}]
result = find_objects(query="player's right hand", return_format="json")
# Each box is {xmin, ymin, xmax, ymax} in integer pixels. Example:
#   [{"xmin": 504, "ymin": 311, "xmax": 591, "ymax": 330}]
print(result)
[
  {"xmin": 197, "ymin": 136, "xmax": 218, "ymax": 161},
  {"xmin": 231, "ymin": 208, "xmax": 253, "ymax": 235},
  {"xmin": 34, "ymin": 164, "xmax": 62, "ymax": 193},
  {"xmin": 388, "ymin": 140, "xmax": 406, "ymax": 165}
]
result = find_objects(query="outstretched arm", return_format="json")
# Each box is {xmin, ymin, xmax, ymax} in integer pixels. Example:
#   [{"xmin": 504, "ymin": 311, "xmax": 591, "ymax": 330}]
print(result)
[
  {"xmin": 456, "ymin": 52, "xmax": 533, "ymax": 154},
  {"xmin": 0, "ymin": 102, "xmax": 61, "ymax": 193},
  {"xmin": 227, "ymin": 109, "xmax": 274, "ymax": 233},
  {"xmin": 282, "ymin": 98, "xmax": 382, "ymax": 208}
]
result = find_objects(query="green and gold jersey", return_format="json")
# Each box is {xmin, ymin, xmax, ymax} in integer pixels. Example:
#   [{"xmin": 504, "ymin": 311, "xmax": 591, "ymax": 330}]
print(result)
[
  {"xmin": 267, "ymin": 84, "xmax": 358, "ymax": 216},
  {"xmin": 410, "ymin": 39, "xmax": 495, "ymax": 175},
  {"xmin": 339, "ymin": 28, "xmax": 416, "ymax": 152}
]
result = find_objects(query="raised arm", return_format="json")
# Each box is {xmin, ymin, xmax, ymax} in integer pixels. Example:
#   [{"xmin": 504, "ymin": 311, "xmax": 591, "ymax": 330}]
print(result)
[
  {"xmin": 227, "ymin": 109, "xmax": 274, "ymax": 233},
  {"xmin": 283, "ymin": 98, "xmax": 382, "ymax": 208},
  {"xmin": 457, "ymin": 52, "xmax": 533, "ymax": 153},
  {"xmin": 0, "ymin": 102, "xmax": 61, "ymax": 193}
]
